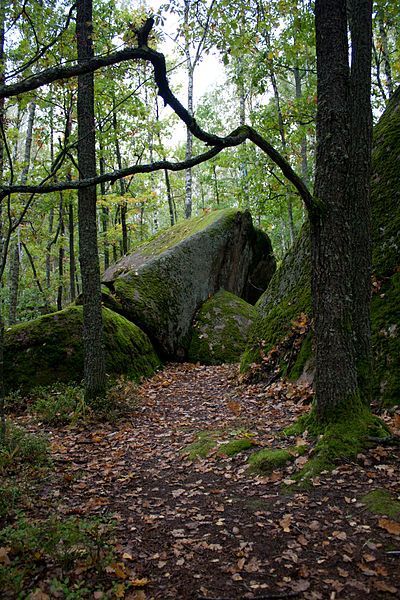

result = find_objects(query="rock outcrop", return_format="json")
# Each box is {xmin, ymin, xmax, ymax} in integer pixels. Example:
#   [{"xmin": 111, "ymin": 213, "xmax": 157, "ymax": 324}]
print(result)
[
  {"xmin": 5, "ymin": 306, "xmax": 160, "ymax": 391},
  {"xmin": 188, "ymin": 290, "xmax": 257, "ymax": 365},
  {"xmin": 241, "ymin": 87, "xmax": 400, "ymax": 406},
  {"xmin": 102, "ymin": 209, "xmax": 275, "ymax": 358}
]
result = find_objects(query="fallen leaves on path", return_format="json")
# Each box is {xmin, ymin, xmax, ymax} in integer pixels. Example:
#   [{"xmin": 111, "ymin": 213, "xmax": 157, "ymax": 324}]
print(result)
[{"xmin": 6, "ymin": 363, "xmax": 400, "ymax": 599}]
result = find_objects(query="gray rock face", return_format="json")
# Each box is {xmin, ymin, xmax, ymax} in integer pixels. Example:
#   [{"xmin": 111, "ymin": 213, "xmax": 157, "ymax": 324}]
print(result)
[{"xmin": 102, "ymin": 209, "xmax": 276, "ymax": 358}]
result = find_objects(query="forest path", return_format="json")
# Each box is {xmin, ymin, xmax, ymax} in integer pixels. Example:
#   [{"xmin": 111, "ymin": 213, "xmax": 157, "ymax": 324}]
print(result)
[{"xmin": 26, "ymin": 364, "xmax": 400, "ymax": 599}]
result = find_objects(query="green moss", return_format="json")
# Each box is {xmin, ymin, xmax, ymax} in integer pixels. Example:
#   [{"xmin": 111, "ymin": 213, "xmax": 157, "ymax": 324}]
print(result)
[
  {"xmin": 188, "ymin": 290, "xmax": 257, "ymax": 365},
  {"xmin": 361, "ymin": 489, "xmax": 400, "ymax": 519},
  {"xmin": 288, "ymin": 331, "xmax": 313, "ymax": 380},
  {"xmin": 248, "ymin": 444, "xmax": 307, "ymax": 474},
  {"xmin": 4, "ymin": 306, "xmax": 160, "ymax": 392},
  {"xmin": 370, "ymin": 273, "xmax": 400, "ymax": 406},
  {"xmin": 217, "ymin": 438, "xmax": 255, "ymax": 456},
  {"xmin": 183, "ymin": 430, "xmax": 223, "ymax": 459},
  {"xmin": 241, "ymin": 224, "xmax": 311, "ymax": 373},
  {"xmin": 183, "ymin": 430, "xmax": 256, "ymax": 460},
  {"xmin": 371, "ymin": 87, "xmax": 400, "ymax": 278},
  {"xmin": 139, "ymin": 209, "xmax": 238, "ymax": 257},
  {"xmin": 285, "ymin": 405, "xmax": 390, "ymax": 480}
]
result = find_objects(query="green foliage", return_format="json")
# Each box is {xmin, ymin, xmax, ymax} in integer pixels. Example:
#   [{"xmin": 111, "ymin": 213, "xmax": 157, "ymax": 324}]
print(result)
[
  {"xmin": 0, "ymin": 515, "xmax": 116, "ymax": 597},
  {"xmin": 32, "ymin": 382, "xmax": 87, "ymax": 425},
  {"xmin": 0, "ymin": 422, "xmax": 49, "ymax": 471},
  {"xmin": 0, "ymin": 484, "xmax": 20, "ymax": 519}
]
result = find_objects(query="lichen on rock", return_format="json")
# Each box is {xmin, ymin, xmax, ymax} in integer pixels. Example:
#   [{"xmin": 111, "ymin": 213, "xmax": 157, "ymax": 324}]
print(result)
[
  {"xmin": 4, "ymin": 305, "xmax": 160, "ymax": 391},
  {"xmin": 188, "ymin": 290, "xmax": 257, "ymax": 365}
]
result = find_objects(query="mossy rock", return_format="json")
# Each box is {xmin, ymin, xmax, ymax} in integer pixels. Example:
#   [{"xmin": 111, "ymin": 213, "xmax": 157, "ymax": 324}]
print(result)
[
  {"xmin": 4, "ymin": 305, "xmax": 160, "ymax": 391},
  {"xmin": 102, "ymin": 209, "xmax": 275, "ymax": 358},
  {"xmin": 241, "ymin": 88, "xmax": 400, "ymax": 405},
  {"xmin": 248, "ymin": 445, "xmax": 308, "ymax": 475},
  {"xmin": 240, "ymin": 224, "xmax": 311, "ymax": 374},
  {"xmin": 188, "ymin": 290, "xmax": 257, "ymax": 365},
  {"xmin": 371, "ymin": 86, "xmax": 400, "ymax": 278}
]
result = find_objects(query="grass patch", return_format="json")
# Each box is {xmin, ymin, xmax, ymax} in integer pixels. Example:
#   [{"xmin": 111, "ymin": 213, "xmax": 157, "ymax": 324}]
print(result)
[
  {"xmin": 361, "ymin": 489, "xmax": 400, "ymax": 519},
  {"xmin": 248, "ymin": 444, "xmax": 308, "ymax": 474},
  {"xmin": 183, "ymin": 430, "xmax": 257, "ymax": 460},
  {"xmin": 0, "ymin": 483, "xmax": 20, "ymax": 519}
]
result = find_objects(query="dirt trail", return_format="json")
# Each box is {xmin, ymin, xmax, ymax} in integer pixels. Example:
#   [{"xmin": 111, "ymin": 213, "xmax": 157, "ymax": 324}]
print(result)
[{"xmin": 27, "ymin": 364, "xmax": 400, "ymax": 599}]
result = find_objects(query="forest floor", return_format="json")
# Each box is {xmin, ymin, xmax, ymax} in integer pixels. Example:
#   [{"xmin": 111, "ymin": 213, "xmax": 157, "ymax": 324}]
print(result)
[{"xmin": 2, "ymin": 363, "xmax": 400, "ymax": 600}]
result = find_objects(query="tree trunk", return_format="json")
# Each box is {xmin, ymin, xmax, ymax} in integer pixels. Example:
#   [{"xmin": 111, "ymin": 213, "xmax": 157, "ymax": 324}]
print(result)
[
  {"xmin": 378, "ymin": 12, "xmax": 394, "ymax": 99},
  {"xmin": 112, "ymin": 97, "xmax": 128, "ymax": 254},
  {"xmin": 68, "ymin": 199, "xmax": 76, "ymax": 301},
  {"xmin": 57, "ymin": 195, "xmax": 65, "ymax": 311},
  {"xmin": 348, "ymin": 0, "xmax": 373, "ymax": 399},
  {"xmin": 76, "ymin": 0, "xmax": 106, "ymax": 400},
  {"xmin": 184, "ymin": 0, "xmax": 193, "ymax": 219},
  {"xmin": 8, "ymin": 244, "xmax": 20, "ymax": 325},
  {"xmin": 0, "ymin": 0, "xmax": 6, "ymax": 444},
  {"xmin": 312, "ymin": 0, "xmax": 358, "ymax": 421}
]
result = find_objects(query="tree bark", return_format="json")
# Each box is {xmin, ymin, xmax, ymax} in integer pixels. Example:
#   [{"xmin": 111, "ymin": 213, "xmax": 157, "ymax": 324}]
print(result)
[
  {"xmin": 312, "ymin": 0, "xmax": 358, "ymax": 420},
  {"xmin": 348, "ymin": 0, "xmax": 373, "ymax": 399},
  {"xmin": 76, "ymin": 0, "xmax": 106, "ymax": 400}
]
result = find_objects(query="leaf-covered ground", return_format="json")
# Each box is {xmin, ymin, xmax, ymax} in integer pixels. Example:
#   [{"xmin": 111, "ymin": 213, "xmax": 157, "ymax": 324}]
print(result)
[{"xmin": 4, "ymin": 363, "xmax": 400, "ymax": 599}]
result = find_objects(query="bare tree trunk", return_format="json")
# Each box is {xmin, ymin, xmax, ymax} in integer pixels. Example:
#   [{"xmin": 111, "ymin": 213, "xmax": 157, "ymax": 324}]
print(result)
[
  {"xmin": 164, "ymin": 169, "xmax": 175, "ymax": 226},
  {"xmin": 76, "ymin": 0, "xmax": 106, "ymax": 400},
  {"xmin": 68, "ymin": 199, "xmax": 76, "ymax": 301},
  {"xmin": 21, "ymin": 241, "xmax": 50, "ymax": 312},
  {"xmin": 97, "ymin": 125, "xmax": 110, "ymax": 270},
  {"xmin": 57, "ymin": 195, "xmax": 65, "ymax": 310},
  {"xmin": 294, "ymin": 66, "xmax": 309, "ymax": 186},
  {"xmin": 8, "ymin": 99, "xmax": 36, "ymax": 323},
  {"xmin": 112, "ymin": 97, "xmax": 128, "ymax": 254},
  {"xmin": 0, "ymin": 0, "xmax": 6, "ymax": 444},
  {"xmin": 378, "ymin": 12, "xmax": 394, "ymax": 98},
  {"xmin": 184, "ymin": 0, "xmax": 193, "ymax": 219}
]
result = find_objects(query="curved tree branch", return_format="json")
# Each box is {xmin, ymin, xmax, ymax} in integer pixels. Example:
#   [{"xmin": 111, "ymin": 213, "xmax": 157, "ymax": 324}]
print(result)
[{"xmin": 0, "ymin": 17, "xmax": 320, "ymax": 216}]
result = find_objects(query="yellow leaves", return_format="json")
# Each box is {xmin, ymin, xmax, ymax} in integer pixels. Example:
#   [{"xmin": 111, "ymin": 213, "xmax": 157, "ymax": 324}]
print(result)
[{"xmin": 378, "ymin": 518, "xmax": 400, "ymax": 535}]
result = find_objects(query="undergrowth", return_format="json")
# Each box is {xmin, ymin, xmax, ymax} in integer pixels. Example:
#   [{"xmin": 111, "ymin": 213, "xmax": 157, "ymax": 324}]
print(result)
[{"xmin": 0, "ymin": 514, "xmax": 118, "ymax": 597}]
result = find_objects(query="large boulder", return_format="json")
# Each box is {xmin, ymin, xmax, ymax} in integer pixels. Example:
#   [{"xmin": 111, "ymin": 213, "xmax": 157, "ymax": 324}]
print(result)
[
  {"xmin": 4, "ymin": 306, "xmax": 160, "ymax": 392},
  {"xmin": 102, "ymin": 209, "xmax": 275, "ymax": 358},
  {"xmin": 188, "ymin": 290, "xmax": 257, "ymax": 365},
  {"xmin": 241, "ymin": 87, "xmax": 400, "ymax": 406}
]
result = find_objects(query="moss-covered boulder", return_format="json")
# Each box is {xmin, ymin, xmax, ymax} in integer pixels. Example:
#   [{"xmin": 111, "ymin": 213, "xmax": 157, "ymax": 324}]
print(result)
[
  {"xmin": 4, "ymin": 306, "xmax": 160, "ymax": 391},
  {"xmin": 241, "ymin": 87, "xmax": 400, "ymax": 405},
  {"xmin": 102, "ymin": 209, "xmax": 275, "ymax": 358},
  {"xmin": 241, "ymin": 224, "xmax": 311, "ymax": 374},
  {"xmin": 188, "ymin": 290, "xmax": 257, "ymax": 365}
]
